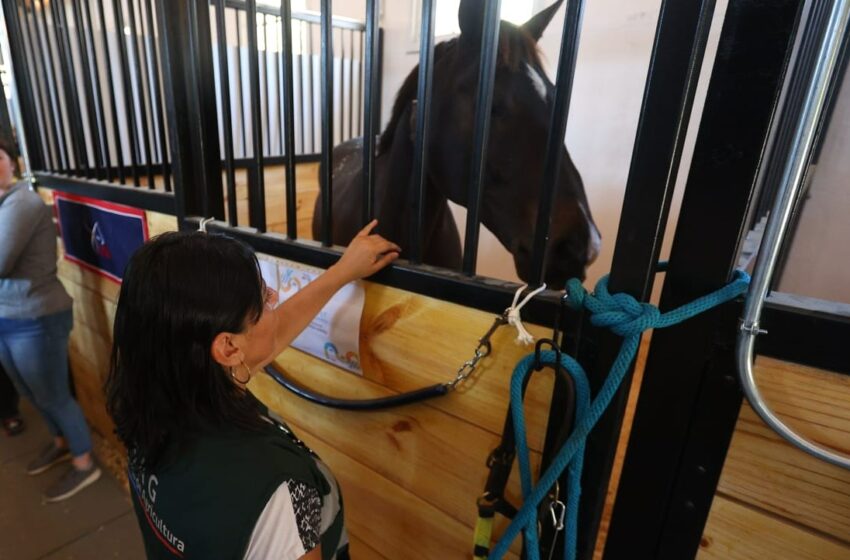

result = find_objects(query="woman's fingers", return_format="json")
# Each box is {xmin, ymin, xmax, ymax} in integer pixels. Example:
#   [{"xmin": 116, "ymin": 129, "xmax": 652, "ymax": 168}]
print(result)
[
  {"xmin": 358, "ymin": 219, "xmax": 379, "ymax": 237},
  {"xmin": 371, "ymin": 251, "xmax": 400, "ymax": 273}
]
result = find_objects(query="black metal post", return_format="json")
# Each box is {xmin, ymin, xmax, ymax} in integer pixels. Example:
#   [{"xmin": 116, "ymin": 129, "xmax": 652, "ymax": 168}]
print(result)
[
  {"xmin": 81, "ymin": 0, "xmax": 112, "ymax": 181},
  {"xmin": 409, "ymin": 0, "xmax": 435, "ymax": 263},
  {"xmin": 71, "ymin": 0, "xmax": 105, "ymax": 179},
  {"xmin": 97, "ymin": 0, "xmax": 126, "ymax": 183},
  {"xmin": 1, "ymin": 0, "xmax": 45, "ymax": 170},
  {"xmin": 280, "ymin": 0, "xmax": 298, "ymax": 238},
  {"xmin": 144, "ymin": 0, "xmax": 171, "ymax": 192},
  {"xmin": 361, "ymin": 0, "xmax": 379, "ymax": 224},
  {"xmin": 127, "ymin": 0, "xmax": 155, "ymax": 189},
  {"xmin": 604, "ymin": 1, "xmax": 804, "ymax": 558},
  {"xmin": 528, "ymin": 0, "xmax": 584, "ymax": 287},
  {"xmin": 112, "ymin": 0, "xmax": 141, "ymax": 185},
  {"xmin": 319, "ymin": 0, "xmax": 333, "ymax": 244},
  {"xmin": 246, "ymin": 0, "xmax": 266, "ymax": 231},
  {"xmin": 214, "ymin": 0, "xmax": 238, "ymax": 224},
  {"xmin": 461, "ymin": 0, "xmax": 501, "ymax": 275},
  {"xmin": 156, "ymin": 0, "xmax": 224, "ymax": 223}
]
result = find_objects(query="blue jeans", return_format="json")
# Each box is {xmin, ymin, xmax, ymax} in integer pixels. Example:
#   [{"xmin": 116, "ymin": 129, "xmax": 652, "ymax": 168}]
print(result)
[{"xmin": 0, "ymin": 310, "xmax": 92, "ymax": 456}]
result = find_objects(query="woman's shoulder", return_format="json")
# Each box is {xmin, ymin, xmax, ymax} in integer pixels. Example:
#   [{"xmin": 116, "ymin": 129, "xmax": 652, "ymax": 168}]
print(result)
[{"xmin": 1, "ymin": 182, "xmax": 45, "ymax": 210}]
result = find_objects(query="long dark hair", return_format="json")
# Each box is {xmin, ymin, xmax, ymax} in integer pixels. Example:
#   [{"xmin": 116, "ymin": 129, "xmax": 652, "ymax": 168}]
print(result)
[{"xmin": 106, "ymin": 231, "xmax": 266, "ymax": 470}]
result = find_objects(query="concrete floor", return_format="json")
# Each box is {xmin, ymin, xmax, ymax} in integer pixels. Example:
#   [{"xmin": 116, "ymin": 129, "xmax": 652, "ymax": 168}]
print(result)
[{"xmin": 0, "ymin": 400, "xmax": 145, "ymax": 560}]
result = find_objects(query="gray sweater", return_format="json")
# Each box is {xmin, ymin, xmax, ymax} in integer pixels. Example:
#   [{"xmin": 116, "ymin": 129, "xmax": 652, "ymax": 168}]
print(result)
[{"xmin": 0, "ymin": 181, "xmax": 73, "ymax": 319}]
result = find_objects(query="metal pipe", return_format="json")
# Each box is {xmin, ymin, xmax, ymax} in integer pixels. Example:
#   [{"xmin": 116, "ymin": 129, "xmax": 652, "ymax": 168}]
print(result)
[
  {"xmin": 214, "ymin": 0, "xmax": 238, "ymax": 223},
  {"xmin": 319, "ymin": 0, "xmax": 332, "ymax": 244},
  {"xmin": 529, "ymin": 0, "xmax": 585, "ymax": 287},
  {"xmin": 737, "ymin": 0, "xmax": 850, "ymax": 470},
  {"xmin": 409, "ymin": 0, "xmax": 436, "ymax": 263},
  {"xmin": 361, "ymin": 0, "xmax": 378, "ymax": 224},
  {"xmin": 461, "ymin": 0, "xmax": 502, "ymax": 274},
  {"xmin": 246, "ymin": 0, "xmax": 267, "ymax": 231},
  {"xmin": 280, "ymin": 0, "xmax": 298, "ymax": 238}
]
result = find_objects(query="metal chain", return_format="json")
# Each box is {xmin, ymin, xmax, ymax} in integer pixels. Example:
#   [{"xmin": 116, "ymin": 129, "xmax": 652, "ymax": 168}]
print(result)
[{"xmin": 446, "ymin": 312, "xmax": 509, "ymax": 391}]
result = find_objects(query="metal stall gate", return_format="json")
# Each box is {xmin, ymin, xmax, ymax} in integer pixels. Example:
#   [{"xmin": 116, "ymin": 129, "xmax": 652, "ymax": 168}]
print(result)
[{"xmin": 3, "ymin": 0, "xmax": 850, "ymax": 558}]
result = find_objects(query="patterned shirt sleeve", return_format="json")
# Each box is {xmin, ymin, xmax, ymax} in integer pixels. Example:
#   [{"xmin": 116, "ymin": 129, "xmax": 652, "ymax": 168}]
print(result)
[{"xmin": 286, "ymin": 479, "xmax": 322, "ymax": 551}]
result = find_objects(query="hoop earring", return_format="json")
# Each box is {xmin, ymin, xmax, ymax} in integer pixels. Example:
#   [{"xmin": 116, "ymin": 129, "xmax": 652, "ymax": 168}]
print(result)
[{"xmin": 231, "ymin": 360, "xmax": 252, "ymax": 385}]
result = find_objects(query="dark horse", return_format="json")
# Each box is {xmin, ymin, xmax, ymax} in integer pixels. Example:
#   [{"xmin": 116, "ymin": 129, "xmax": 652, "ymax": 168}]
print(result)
[{"xmin": 314, "ymin": 0, "xmax": 599, "ymax": 286}]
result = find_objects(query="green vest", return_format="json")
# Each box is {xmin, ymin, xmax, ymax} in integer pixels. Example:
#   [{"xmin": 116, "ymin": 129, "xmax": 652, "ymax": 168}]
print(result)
[{"xmin": 130, "ymin": 410, "xmax": 344, "ymax": 559}]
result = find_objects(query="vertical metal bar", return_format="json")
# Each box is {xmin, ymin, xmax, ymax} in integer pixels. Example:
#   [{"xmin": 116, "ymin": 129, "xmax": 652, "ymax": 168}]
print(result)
[
  {"xmin": 72, "ymin": 0, "xmax": 105, "ymax": 179},
  {"xmin": 276, "ymin": 15, "xmax": 284, "ymax": 158},
  {"xmin": 52, "ymin": 0, "xmax": 90, "ymax": 175},
  {"xmin": 22, "ymin": 1, "xmax": 59, "ymax": 171},
  {"xmin": 31, "ymin": 0, "xmax": 66, "ymax": 171},
  {"xmin": 361, "ymin": 0, "xmax": 378, "ymax": 224},
  {"xmin": 127, "ymin": 0, "xmax": 155, "ymax": 188},
  {"xmin": 602, "ymin": 1, "xmax": 804, "ymax": 558},
  {"xmin": 15, "ymin": 0, "xmax": 53, "ymax": 171},
  {"xmin": 299, "ymin": 20, "xmax": 306, "ymax": 155},
  {"xmin": 307, "ymin": 19, "xmax": 315, "ymax": 153},
  {"xmin": 82, "ymin": 0, "xmax": 113, "ymax": 181},
  {"xmin": 408, "ymin": 0, "xmax": 436, "ymax": 263},
  {"xmin": 215, "ymin": 0, "xmax": 238, "ymax": 224},
  {"xmin": 261, "ymin": 13, "xmax": 269, "ymax": 157},
  {"xmin": 97, "ymin": 0, "xmax": 126, "ymax": 183},
  {"xmin": 280, "ymin": 0, "xmax": 298, "ymax": 238},
  {"xmin": 2, "ymin": 0, "xmax": 45, "ymax": 171},
  {"xmin": 236, "ymin": 9, "xmax": 248, "ymax": 157},
  {"xmin": 113, "ymin": 0, "xmax": 141, "ymax": 186},
  {"xmin": 246, "ymin": 0, "xmax": 266, "ymax": 231},
  {"xmin": 145, "ymin": 0, "xmax": 171, "ymax": 191},
  {"xmin": 347, "ymin": 28, "xmax": 354, "ymax": 141},
  {"xmin": 460, "ymin": 0, "xmax": 501, "ymax": 273},
  {"xmin": 528, "ymin": 0, "xmax": 584, "ymax": 286},
  {"xmin": 319, "ymin": 0, "xmax": 332, "ymax": 244}
]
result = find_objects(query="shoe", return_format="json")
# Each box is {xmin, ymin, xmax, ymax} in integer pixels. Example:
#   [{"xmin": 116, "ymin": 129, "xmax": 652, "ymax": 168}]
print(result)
[
  {"xmin": 26, "ymin": 443, "xmax": 72, "ymax": 475},
  {"xmin": 1, "ymin": 417, "xmax": 25, "ymax": 436},
  {"xmin": 45, "ymin": 464, "xmax": 102, "ymax": 503}
]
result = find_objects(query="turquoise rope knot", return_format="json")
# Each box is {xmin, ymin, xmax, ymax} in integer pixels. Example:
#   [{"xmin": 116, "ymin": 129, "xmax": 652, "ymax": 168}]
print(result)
[{"xmin": 489, "ymin": 268, "xmax": 751, "ymax": 560}]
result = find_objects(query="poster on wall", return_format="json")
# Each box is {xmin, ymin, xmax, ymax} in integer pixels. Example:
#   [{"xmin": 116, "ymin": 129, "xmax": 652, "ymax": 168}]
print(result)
[
  {"xmin": 53, "ymin": 191, "xmax": 149, "ymax": 283},
  {"xmin": 258, "ymin": 254, "xmax": 366, "ymax": 375}
]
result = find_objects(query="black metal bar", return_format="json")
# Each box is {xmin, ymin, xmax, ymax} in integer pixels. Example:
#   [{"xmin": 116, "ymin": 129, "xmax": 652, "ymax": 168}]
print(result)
[
  {"xmin": 97, "ymin": 0, "xmax": 126, "ymax": 183},
  {"xmin": 35, "ymin": 172, "xmax": 176, "ymax": 214},
  {"xmin": 215, "ymin": 0, "xmax": 239, "ymax": 225},
  {"xmin": 261, "ymin": 13, "xmax": 270, "ymax": 157},
  {"xmin": 280, "ymin": 0, "xmax": 298, "ymax": 238},
  {"xmin": 298, "ymin": 20, "xmax": 307, "ymax": 155},
  {"xmin": 113, "ymin": 0, "xmax": 141, "ymax": 186},
  {"xmin": 9, "ymin": 0, "xmax": 49, "ymax": 169},
  {"xmin": 461, "ymin": 0, "xmax": 501, "ymax": 274},
  {"xmin": 155, "ymin": 0, "xmax": 224, "ymax": 222},
  {"xmin": 361, "ymin": 0, "xmax": 378, "ymax": 224},
  {"xmin": 347, "ymin": 28, "xmax": 354, "ymax": 141},
  {"xmin": 276, "ymin": 15, "xmax": 284, "ymax": 158},
  {"xmin": 51, "ymin": 0, "xmax": 90, "ymax": 176},
  {"xmin": 22, "ymin": 0, "xmax": 59, "ymax": 171},
  {"xmin": 2, "ymin": 0, "xmax": 45, "ymax": 170},
  {"xmin": 31, "ymin": 0, "xmax": 67, "ymax": 171},
  {"xmin": 246, "ymin": 0, "xmax": 266, "ymax": 231},
  {"xmin": 408, "ymin": 0, "xmax": 436, "ymax": 263},
  {"xmin": 603, "ymin": 1, "xmax": 804, "ymax": 558},
  {"xmin": 319, "ymin": 0, "xmax": 332, "ymax": 244},
  {"xmin": 235, "ymin": 9, "xmax": 247, "ymax": 156},
  {"xmin": 127, "ymin": 0, "xmax": 155, "ymax": 189},
  {"xmin": 307, "ymin": 20, "xmax": 315, "ymax": 153},
  {"xmin": 81, "ymin": 0, "xmax": 112, "ymax": 181},
  {"xmin": 144, "ymin": 0, "xmax": 171, "ymax": 192},
  {"xmin": 528, "ymin": 0, "xmax": 584, "ymax": 286},
  {"xmin": 190, "ymin": 217, "xmax": 564, "ymax": 327},
  {"xmin": 71, "ymin": 0, "xmax": 105, "ymax": 179}
]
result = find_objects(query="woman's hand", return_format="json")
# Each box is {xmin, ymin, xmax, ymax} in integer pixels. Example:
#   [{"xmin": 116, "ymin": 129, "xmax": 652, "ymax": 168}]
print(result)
[{"xmin": 331, "ymin": 220, "xmax": 400, "ymax": 283}]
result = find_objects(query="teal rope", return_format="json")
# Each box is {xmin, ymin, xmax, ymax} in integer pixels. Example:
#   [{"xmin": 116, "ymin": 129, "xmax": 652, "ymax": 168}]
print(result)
[{"xmin": 490, "ymin": 270, "xmax": 751, "ymax": 560}]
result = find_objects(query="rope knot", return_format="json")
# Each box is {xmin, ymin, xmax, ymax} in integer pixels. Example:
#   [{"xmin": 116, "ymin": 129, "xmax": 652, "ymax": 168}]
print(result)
[{"xmin": 570, "ymin": 275, "xmax": 661, "ymax": 338}]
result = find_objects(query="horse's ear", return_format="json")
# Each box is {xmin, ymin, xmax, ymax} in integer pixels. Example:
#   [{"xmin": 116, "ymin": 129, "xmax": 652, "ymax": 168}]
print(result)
[
  {"xmin": 458, "ymin": 0, "xmax": 486, "ymax": 44},
  {"xmin": 522, "ymin": 0, "xmax": 564, "ymax": 42}
]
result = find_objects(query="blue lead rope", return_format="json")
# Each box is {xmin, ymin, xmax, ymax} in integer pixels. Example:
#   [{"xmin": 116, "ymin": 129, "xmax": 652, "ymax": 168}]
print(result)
[{"xmin": 490, "ymin": 270, "xmax": 751, "ymax": 560}]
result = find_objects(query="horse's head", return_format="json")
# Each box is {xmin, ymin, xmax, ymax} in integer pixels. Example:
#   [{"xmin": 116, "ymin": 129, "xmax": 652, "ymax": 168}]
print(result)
[{"xmin": 424, "ymin": 0, "xmax": 599, "ymax": 286}]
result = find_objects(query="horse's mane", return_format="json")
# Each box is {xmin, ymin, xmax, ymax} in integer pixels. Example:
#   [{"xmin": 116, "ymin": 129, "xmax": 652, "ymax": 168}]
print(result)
[{"xmin": 378, "ymin": 23, "xmax": 542, "ymax": 155}]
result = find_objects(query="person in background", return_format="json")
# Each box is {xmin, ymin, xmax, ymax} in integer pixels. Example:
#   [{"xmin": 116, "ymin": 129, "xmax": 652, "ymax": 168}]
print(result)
[
  {"xmin": 107, "ymin": 224, "xmax": 399, "ymax": 559},
  {"xmin": 0, "ymin": 361, "xmax": 25, "ymax": 436},
  {"xmin": 0, "ymin": 137, "xmax": 100, "ymax": 501}
]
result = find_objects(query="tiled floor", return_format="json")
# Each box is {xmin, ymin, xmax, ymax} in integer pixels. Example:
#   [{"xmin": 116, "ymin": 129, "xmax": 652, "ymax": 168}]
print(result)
[{"xmin": 0, "ymin": 401, "xmax": 145, "ymax": 560}]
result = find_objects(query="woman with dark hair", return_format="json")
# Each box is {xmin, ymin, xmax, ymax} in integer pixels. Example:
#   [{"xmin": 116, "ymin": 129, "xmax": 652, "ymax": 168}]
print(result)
[
  {"xmin": 0, "ymin": 136, "xmax": 99, "ymax": 499},
  {"xmin": 106, "ymin": 224, "xmax": 399, "ymax": 560}
]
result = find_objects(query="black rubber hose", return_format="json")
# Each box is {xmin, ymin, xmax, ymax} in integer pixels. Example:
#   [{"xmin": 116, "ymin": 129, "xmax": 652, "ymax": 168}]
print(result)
[{"xmin": 263, "ymin": 365, "xmax": 449, "ymax": 411}]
